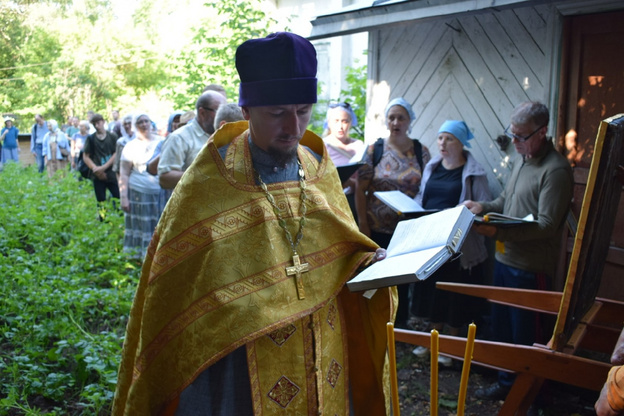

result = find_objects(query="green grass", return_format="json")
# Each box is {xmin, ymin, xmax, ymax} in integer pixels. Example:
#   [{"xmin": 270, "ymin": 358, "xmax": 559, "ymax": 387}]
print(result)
[{"xmin": 0, "ymin": 163, "xmax": 141, "ymax": 415}]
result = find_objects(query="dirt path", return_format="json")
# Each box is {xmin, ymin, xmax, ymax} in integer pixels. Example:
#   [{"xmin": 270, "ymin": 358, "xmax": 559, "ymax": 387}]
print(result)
[{"xmin": 395, "ymin": 341, "xmax": 599, "ymax": 415}]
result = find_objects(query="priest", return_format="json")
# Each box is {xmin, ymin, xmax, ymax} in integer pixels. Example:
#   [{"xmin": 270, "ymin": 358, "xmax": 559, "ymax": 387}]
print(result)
[{"xmin": 112, "ymin": 32, "xmax": 397, "ymax": 415}]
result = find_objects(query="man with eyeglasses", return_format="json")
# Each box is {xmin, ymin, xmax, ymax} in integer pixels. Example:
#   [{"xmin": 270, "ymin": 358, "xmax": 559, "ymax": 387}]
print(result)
[
  {"xmin": 158, "ymin": 90, "xmax": 226, "ymax": 189},
  {"xmin": 464, "ymin": 101, "xmax": 573, "ymax": 400}
]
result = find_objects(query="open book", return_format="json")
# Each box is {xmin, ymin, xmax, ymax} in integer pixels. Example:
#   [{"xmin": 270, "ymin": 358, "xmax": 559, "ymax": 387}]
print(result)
[
  {"xmin": 347, "ymin": 205, "xmax": 474, "ymax": 291},
  {"xmin": 475, "ymin": 212, "xmax": 536, "ymax": 227},
  {"xmin": 373, "ymin": 190, "xmax": 438, "ymax": 216}
]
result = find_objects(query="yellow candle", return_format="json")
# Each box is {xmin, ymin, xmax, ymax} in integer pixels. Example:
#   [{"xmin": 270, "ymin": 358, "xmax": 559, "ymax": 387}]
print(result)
[
  {"xmin": 387, "ymin": 323, "xmax": 400, "ymax": 416},
  {"xmin": 430, "ymin": 329, "xmax": 439, "ymax": 416},
  {"xmin": 457, "ymin": 323, "xmax": 476, "ymax": 416}
]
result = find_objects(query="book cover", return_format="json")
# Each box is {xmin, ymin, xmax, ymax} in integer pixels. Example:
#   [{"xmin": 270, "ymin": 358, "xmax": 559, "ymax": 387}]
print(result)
[
  {"xmin": 474, "ymin": 212, "xmax": 536, "ymax": 227},
  {"xmin": 337, "ymin": 162, "xmax": 364, "ymax": 183},
  {"xmin": 347, "ymin": 205, "xmax": 474, "ymax": 291}
]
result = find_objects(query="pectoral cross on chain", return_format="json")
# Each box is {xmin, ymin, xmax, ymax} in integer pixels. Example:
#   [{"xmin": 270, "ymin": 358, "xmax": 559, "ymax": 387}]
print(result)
[{"xmin": 286, "ymin": 253, "xmax": 309, "ymax": 300}]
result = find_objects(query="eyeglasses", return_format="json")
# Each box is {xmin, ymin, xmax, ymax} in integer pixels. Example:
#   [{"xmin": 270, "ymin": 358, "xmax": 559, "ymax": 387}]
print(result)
[
  {"xmin": 504, "ymin": 124, "xmax": 546, "ymax": 142},
  {"xmin": 201, "ymin": 107, "xmax": 217, "ymax": 113}
]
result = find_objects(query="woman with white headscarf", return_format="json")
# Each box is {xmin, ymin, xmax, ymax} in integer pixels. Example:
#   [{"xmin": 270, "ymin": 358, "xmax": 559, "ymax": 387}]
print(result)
[
  {"xmin": 411, "ymin": 120, "xmax": 492, "ymax": 363},
  {"xmin": 42, "ymin": 119, "xmax": 71, "ymax": 178},
  {"xmin": 119, "ymin": 113, "xmax": 163, "ymax": 259},
  {"xmin": 355, "ymin": 97, "xmax": 430, "ymax": 328}
]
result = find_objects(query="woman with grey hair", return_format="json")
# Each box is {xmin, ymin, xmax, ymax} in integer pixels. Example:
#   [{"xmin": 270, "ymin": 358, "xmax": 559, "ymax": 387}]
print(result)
[
  {"xmin": 70, "ymin": 120, "xmax": 90, "ymax": 170},
  {"xmin": 113, "ymin": 114, "xmax": 136, "ymax": 180},
  {"xmin": 119, "ymin": 113, "xmax": 163, "ymax": 259},
  {"xmin": 355, "ymin": 97, "xmax": 430, "ymax": 328},
  {"xmin": 42, "ymin": 119, "xmax": 71, "ymax": 178}
]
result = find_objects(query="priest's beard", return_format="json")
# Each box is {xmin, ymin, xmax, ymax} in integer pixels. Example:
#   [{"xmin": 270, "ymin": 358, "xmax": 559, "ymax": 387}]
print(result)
[{"xmin": 267, "ymin": 143, "xmax": 298, "ymax": 167}]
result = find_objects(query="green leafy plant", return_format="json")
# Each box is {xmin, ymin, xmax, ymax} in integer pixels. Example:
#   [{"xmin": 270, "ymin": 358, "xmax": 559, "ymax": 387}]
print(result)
[
  {"xmin": 168, "ymin": 0, "xmax": 284, "ymax": 108},
  {"xmin": 0, "ymin": 163, "xmax": 141, "ymax": 415}
]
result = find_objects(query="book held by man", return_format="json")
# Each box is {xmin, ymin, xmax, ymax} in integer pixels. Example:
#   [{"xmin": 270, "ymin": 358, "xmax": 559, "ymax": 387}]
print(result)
[
  {"xmin": 474, "ymin": 212, "xmax": 536, "ymax": 227},
  {"xmin": 347, "ymin": 205, "xmax": 474, "ymax": 292}
]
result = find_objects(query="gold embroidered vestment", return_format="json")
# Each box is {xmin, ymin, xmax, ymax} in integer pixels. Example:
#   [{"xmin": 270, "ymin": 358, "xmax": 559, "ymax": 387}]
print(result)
[{"xmin": 112, "ymin": 121, "xmax": 396, "ymax": 415}]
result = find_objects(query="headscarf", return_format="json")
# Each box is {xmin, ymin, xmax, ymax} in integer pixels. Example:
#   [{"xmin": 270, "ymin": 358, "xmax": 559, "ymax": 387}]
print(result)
[
  {"xmin": 438, "ymin": 120, "xmax": 474, "ymax": 148},
  {"xmin": 324, "ymin": 102, "xmax": 358, "ymax": 131},
  {"xmin": 133, "ymin": 113, "xmax": 150, "ymax": 129},
  {"xmin": 120, "ymin": 115, "xmax": 134, "ymax": 139},
  {"xmin": 385, "ymin": 97, "xmax": 416, "ymax": 132},
  {"xmin": 167, "ymin": 111, "xmax": 184, "ymax": 134},
  {"xmin": 48, "ymin": 119, "xmax": 59, "ymax": 134}
]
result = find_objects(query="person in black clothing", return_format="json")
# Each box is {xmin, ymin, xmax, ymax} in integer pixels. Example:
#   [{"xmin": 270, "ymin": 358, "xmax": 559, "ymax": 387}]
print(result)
[{"xmin": 83, "ymin": 113, "xmax": 119, "ymax": 212}]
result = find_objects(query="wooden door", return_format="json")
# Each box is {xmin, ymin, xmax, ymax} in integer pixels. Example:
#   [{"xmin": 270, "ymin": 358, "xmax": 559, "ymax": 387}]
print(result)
[{"xmin": 556, "ymin": 10, "xmax": 624, "ymax": 300}]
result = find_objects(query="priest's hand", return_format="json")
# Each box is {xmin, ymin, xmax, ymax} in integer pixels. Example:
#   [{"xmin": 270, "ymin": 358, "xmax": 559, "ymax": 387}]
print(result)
[{"xmin": 370, "ymin": 248, "xmax": 386, "ymax": 264}]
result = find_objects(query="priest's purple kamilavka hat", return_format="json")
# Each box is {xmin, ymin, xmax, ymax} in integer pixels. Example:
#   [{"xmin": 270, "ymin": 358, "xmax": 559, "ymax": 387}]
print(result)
[{"xmin": 236, "ymin": 32, "xmax": 318, "ymax": 107}]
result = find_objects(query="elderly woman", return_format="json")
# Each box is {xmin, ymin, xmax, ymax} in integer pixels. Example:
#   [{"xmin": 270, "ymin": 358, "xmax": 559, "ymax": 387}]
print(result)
[
  {"xmin": 119, "ymin": 113, "xmax": 163, "ymax": 259},
  {"xmin": 355, "ymin": 97, "xmax": 430, "ymax": 327},
  {"xmin": 323, "ymin": 102, "xmax": 364, "ymax": 220},
  {"xmin": 113, "ymin": 114, "xmax": 136, "ymax": 180},
  {"xmin": 323, "ymin": 102, "xmax": 364, "ymax": 166},
  {"xmin": 42, "ymin": 119, "xmax": 71, "ymax": 178},
  {"xmin": 411, "ymin": 120, "xmax": 492, "ymax": 362},
  {"xmin": 70, "ymin": 120, "xmax": 90, "ymax": 170}
]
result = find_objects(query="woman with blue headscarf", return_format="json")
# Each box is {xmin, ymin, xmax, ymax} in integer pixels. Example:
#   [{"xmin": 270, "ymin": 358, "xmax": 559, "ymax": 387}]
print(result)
[
  {"xmin": 355, "ymin": 97, "xmax": 430, "ymax": 328},
  {"xmin": 42, "ymin": 119, "xmax": 71, "ymax": 178},
  {"xmin": 411, "ymin": 120, "xmax": 491, "ymax": 361},
  {"xmin": 323, "ymin": 102, "xmax": 364, "ymax": 166}
]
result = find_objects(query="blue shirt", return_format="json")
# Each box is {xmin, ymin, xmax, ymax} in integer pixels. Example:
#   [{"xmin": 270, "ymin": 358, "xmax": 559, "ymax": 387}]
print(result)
[
  {"xmin": 30, "ymin": 122, "xmax": 49, "ymax": 151},
  {"xmin": 1, "ymin": 126, "xmax": 19, "ymax": 148}
]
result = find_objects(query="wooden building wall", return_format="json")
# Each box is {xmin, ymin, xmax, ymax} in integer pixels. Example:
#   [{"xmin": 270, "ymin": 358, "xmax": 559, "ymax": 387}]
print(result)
[
  {"xmin": 365, "ymin": 3, "xmax": 560, "ymax": 196},
  {"xmin": 365, "ymin": 3, "xmax": 624, "ymax": 298}
]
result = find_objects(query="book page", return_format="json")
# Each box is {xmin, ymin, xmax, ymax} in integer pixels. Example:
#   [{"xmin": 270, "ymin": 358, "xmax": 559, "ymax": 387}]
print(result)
[
  {"xmin": 386, "ymin": 206, "xmax": 468, "ymax": 257},
  {"xmin": 485, "ymin": 212, "xmax": 535, "ymax": 222},
  {"xmin": 348, "ymin": 246, "xmax": 445, "ymax": 291},
  {"xmin": 373, "ymin": 190, "xmax": 424, "ymax": 214},
  {"xmin": 349, "ymin": 144, "xmax": 367, "ymax": 163}
]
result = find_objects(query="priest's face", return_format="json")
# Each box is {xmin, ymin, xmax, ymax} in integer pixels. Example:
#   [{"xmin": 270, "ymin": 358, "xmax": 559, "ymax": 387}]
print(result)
[{"xmin": 243, "ymin": 104, "xmax": 313, "ymax": 164}]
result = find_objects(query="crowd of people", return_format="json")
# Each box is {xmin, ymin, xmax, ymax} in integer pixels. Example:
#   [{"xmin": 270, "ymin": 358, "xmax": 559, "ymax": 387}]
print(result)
[
  {"xmin": 2, "ymin": 87, "xmax": 239, "ymax": 260},
  {"xmin": 4, "ymin": 30, "xmax": 603, "ymax": 415}
]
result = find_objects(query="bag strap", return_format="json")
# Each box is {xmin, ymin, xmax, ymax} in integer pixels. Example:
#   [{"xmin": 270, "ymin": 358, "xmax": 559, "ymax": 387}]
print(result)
[
  {"xmin": 413, "ymin": 139, "xmax": 423, "ymax": 170},
  {"xmin": 372, "ymin": 138, "xmax": 384, "ymax": 167}
]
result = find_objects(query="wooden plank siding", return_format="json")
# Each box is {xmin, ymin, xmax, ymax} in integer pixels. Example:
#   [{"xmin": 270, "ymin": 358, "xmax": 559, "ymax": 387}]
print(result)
[{"xmin": 365, "ymin": 4, "xmax": 558, "ymax": 196}]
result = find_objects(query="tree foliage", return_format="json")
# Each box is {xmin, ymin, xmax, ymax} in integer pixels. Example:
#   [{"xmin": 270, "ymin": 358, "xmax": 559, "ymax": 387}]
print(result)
[
  {"xmin": 0, "ymin": 0, "xmax": 292, "ymax": 130},
  {"xmin": 167, "ymin": 0, "xmax": 283, "ymax": 108}
]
